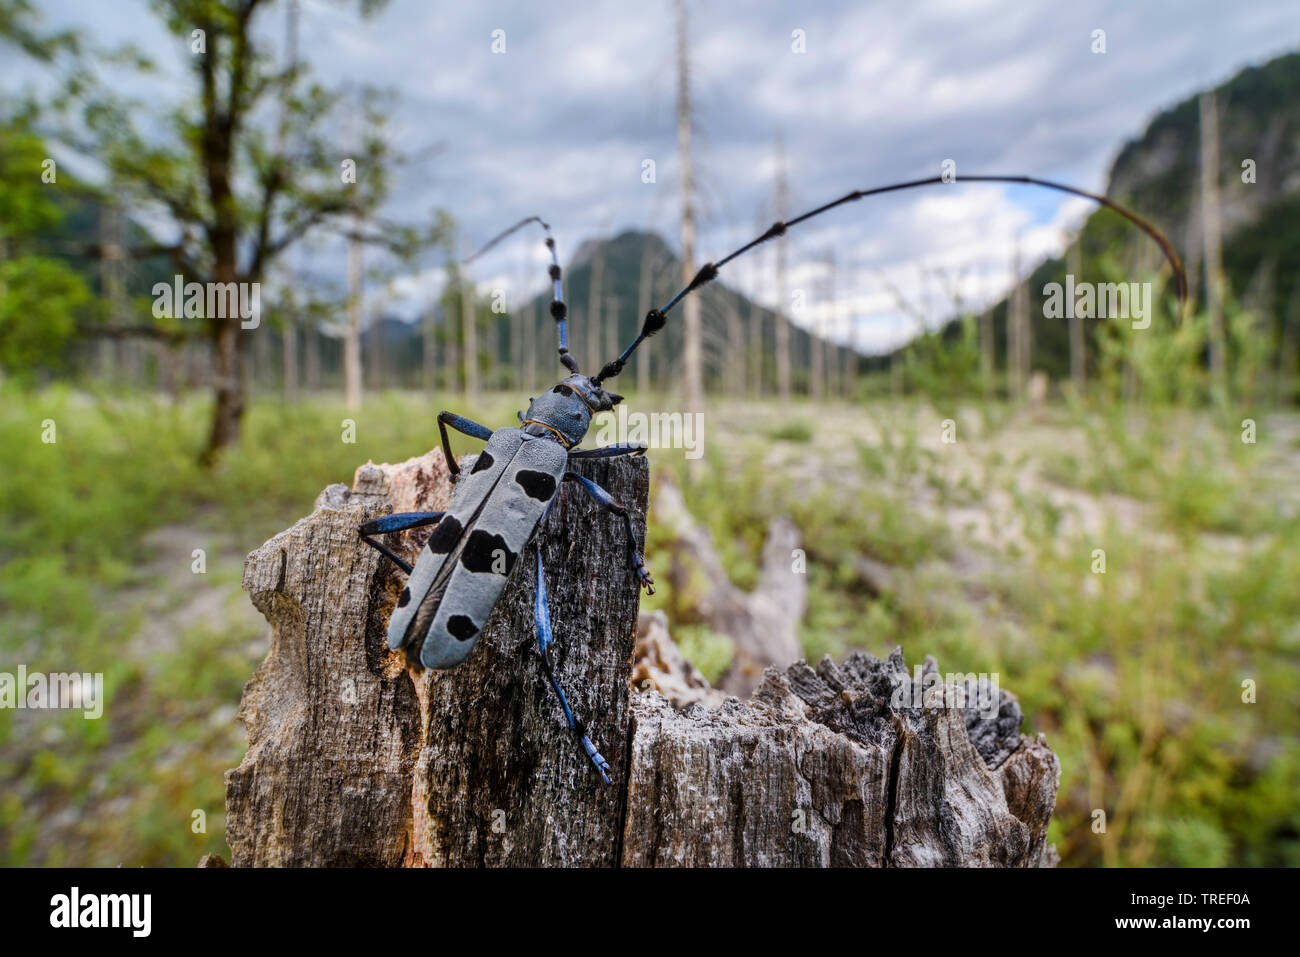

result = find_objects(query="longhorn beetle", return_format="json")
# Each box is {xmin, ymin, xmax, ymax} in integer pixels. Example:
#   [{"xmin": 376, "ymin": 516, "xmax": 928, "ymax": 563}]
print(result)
[{"xmin": 359, "ymin": 172, "xmax": 1186, "ymax": 783}]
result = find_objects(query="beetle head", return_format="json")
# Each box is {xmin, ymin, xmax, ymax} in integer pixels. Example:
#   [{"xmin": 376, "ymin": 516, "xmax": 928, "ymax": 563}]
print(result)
[
  {"xmin": 521, "ymin": 375, "xmax": 622, "ymax": 447},
  {"xmin": 563, "ymin": 374, "xmax": 623, "ymax": 412}
]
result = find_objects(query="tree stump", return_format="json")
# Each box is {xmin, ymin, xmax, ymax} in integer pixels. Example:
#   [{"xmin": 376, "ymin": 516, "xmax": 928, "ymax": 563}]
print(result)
[
  {"xmin": 225, "ymin": 449, "xmax": 1060, "ymax": 867},
  {"xmin": 624, "ymin": 652, "xmax": 1060, "ymax": 867}
]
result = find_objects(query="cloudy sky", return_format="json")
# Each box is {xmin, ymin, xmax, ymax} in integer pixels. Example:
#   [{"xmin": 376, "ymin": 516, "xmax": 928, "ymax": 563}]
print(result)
[{"xmin": 19, "ymin": 0, "xmax": 1300, "ymax": 352}]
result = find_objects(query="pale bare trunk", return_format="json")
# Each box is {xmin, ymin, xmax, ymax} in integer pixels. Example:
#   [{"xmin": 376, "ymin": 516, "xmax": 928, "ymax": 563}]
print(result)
[
  {"xmin": 749, "ymin": 244, "xmax": 763, "ymax": 398},
  {"xmin": 282, "ymin": 317, "xmax": 298, "ymax": 401},
  {"xmin": 278, "ymin": 3, "xmax": 300, "ymax": 404},
  {"xmin": 774, "ymin": 135, "xmax": 791, "ymax": 401},
  {"xmin": 367, "ymin": 312, "xmax": 383, "ymax": 394},
  {"xmin": 846, "ymin": 312, "xmax": 859, "ymax": 401},
  {"xmin": 1019, "ymin": 283, "xmax": 1031, "ymax": 398},
  {"xmin": 98, "ymin": 204, "xmax": 132, "ymax": 384},
  {"xmin": 344, "ymin": 216, "xmax": 363, "ymax": 410},
  {"xmin": 676, "ymin": 0, "xmax": 703, "ymax": 422},
  {"xmin": 811, "ymin": 251, "xmax": 831, "ymax": 400},
  {"xmin": 980, "ymin": 307, "xmax": 994, "ymax": 398},
  {"xmin": 461, "ymin": 265, "xmax": 478, "ymax": 397},
  {"xmin": 635, "ymin": 240, "xmax": 656, "ymax": 395},
  {"xmin": 605, "ymin": 294, "xmax": 618, "ymax": 387},
  {"xmin": 586, "ymin": 250, "xmax": 604, "ymax": 376},
  {"xmin": 422, "ymin": 308, "xmax": 436, "ymax": 394},
  {"xmin": 1008, "ymin": 241, "xmax": 1028, "ymax": 401},
  {"xmin": 1199, "ymin": 91, "xmax": 1228, "ymax": 403},
  {"xmin": 511, "ymin": 267, "xmax": 525, "ymax": 392},
  {"xmin": 726, "ymin": 300, "xmax": 743, "ymax": 396},
  {"xmin": 1068, "ymin": 244, "xmax": 1084, "ymax": 396},
  {"xmin": 304, "ymin": 324, "xmax": 320, "ymax": 392},
  {"xmin": 526, "ymin": 297, "xmax": 537, "ymax": 392}
]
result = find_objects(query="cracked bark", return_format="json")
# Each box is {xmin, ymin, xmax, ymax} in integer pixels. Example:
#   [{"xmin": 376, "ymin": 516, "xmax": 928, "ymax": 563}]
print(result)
[
  {"xmin": 624, "ymin": 650, "xmax": 1059, "ymax": 867},
  {"xmin": 224, "ymin": 450, "xmax": 1059, "ymax": 867}
]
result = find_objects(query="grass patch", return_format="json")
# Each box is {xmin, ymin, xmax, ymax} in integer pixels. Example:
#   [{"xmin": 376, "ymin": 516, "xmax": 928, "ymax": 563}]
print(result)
[
  {"xmin": 2, "ymin": 384, "xmax": 1297, "ymax": 866},
  {"xmin": 765, "ymin": 420, "xmax": 814, "ymax": 443}
]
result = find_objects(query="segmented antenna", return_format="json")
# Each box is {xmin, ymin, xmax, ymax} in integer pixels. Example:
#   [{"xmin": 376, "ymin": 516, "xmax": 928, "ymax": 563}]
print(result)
[
  {"xmin": 591, "ymin": 174, "xmax": 1188, "ymax": 384},
  {"xmin": 465, "ymin": 216, "xmax": 579, "ymax": 374}
]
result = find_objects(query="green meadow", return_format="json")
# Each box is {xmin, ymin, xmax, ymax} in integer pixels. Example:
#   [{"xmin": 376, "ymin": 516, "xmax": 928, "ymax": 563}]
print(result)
[{"xmin": 1, "ymin": 383, "xmax": 1296, "ymax": 867}]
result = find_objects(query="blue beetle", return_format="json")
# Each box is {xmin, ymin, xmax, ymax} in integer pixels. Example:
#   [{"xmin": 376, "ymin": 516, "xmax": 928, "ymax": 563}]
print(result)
[
  {"xmin": 360, "ymin": 175, "xmax": 1186, "ymax": 783},
  {"xmin": 360, "ymin": 221, "xmax": 655, "ymax": 782}
]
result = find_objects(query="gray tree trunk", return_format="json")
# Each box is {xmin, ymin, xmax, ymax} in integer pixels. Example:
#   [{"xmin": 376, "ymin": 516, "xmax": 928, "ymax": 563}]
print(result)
[
  {"xmin": 675, "ymin": 0, "xmax": 704, "ymax": 424},
  {"xmin": 1199, "ymin": 90, "xmax": 1228, "ymax": 401},
  {"xmin": 461, "ymin": 255, "xmax": 478, "ymax": 397},
  {"xmin": 224, "ymin": 451, "xmax": 1059, "ymax": 867},
  {"xmin": 344, "ymin": 215, "xmax": 363, "ymax": 410},
  {"xmin": 1068, "ymin": 243, "xmax": 1084, "ymax": 395}
]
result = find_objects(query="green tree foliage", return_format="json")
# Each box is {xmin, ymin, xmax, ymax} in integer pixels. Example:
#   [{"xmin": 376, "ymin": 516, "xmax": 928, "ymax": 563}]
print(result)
[
  {"xmin": 0, "ymin": 257, "xmax": 89, "ymax": 374},
  {"xmin": 902, "ymin": 315, "xmax": 981, "ymax": 399},
  {"xmin": 0, "ymin": 123, "xmax": 92, "ymax": 375},
  {"xmin": 909, "ymin": 53, "xmax": 1300, "ymax": 405},
  {"xmin": 37, "ymin": 0, "xmax": 436, "ymax": 460},
  {"xmin": 0, "ymin": 127, "xmax": 63, "ymax": 237}
]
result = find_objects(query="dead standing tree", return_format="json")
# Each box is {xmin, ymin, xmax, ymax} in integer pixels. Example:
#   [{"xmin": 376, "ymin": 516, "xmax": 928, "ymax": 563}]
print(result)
[
  {"xmin": 651, "ymin": 472, "xmax": 805, "ymax": 698},
  {"xmin": 224, "ymin": 450, "xmax": 1059, "ymax": 866}
]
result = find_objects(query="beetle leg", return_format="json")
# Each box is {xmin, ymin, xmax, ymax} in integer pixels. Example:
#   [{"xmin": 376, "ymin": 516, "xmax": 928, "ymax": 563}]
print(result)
[
  {"xmin": 533, "ymin": 542, "xmax": 611, "ymax": 784},
  {"xmin": 437, "ymin": 411, "xmax": 493, "ymax": 479},
  {"xmin": 567, "ymin": 442, "xmax": 648, "ymax": 460},
  {"xmin": 563, "ymin": 472, "xmax": 655, "ymax": 594},
  {"xmin": 358, "ymin": 511, "xmax": 445, "ymax": 575}
]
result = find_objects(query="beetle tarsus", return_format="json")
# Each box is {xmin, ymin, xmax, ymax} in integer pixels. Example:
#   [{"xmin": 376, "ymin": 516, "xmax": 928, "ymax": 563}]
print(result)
[
  {"xmin": 636, "ymin": 561, "xmax": 655, "ymax": 595},
  {"xmin": 582, "ymin": 735, "xmax": 612, "ymax": 784}
]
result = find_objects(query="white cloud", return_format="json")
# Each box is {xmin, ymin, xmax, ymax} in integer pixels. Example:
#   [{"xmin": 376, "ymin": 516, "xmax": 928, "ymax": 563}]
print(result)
[{"xmin": 13, "ymin": 0, "xmax": 1297, "ymax": 351}]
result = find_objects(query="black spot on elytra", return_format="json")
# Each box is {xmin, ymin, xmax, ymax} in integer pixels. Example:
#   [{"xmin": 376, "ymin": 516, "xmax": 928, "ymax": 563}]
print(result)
[
  {"xmin": 515, "ymin": 469, "xmax": 557, "ymax": 501},
  {"xmin": 470, "ymin": 451, "xmax": 495, "ymax": 474},
  {"xmin": 426, "ymin": 515, "xmax": 463, "ymax": 554},
  {"xmin": 461, "ymin": 529, "xmax": 517, "ymax": 575},
  {"xmin": 397, "ymin": 586, "xmax": 411, "ymax": 607},
  {"xmin": 447, "ymin": 615, "xmax": 479, "ymax": 642}
]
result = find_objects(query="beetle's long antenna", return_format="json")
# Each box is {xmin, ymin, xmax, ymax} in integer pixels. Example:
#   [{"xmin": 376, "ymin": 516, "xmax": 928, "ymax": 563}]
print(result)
[
  {"xmin": 466, "ymin": 216, "xmax": 580, "ymax": 375},
  {"xmin": 591, "ymin": 174, "xmax": 1187, "ymax": 384}
]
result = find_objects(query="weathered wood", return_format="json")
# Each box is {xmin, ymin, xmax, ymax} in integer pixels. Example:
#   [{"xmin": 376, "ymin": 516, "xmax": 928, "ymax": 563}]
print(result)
[
  {"xmin": 227, "ymin": 447, "xmax": 646, "ymax": 866},
  {"xmin": 632, "ymin": 610, "xmax": 725, "ymax": 710},
  {"xmin": 653, "ymin": 473, "xmax": 805, "ymax": 696},
  {"xmin": 225, "ymin": 450, "xmax": 1059, "ymax": 867},
  {"xmin": 623, "ymin": 650, "xmax": 1059, "ymax": 867}
]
